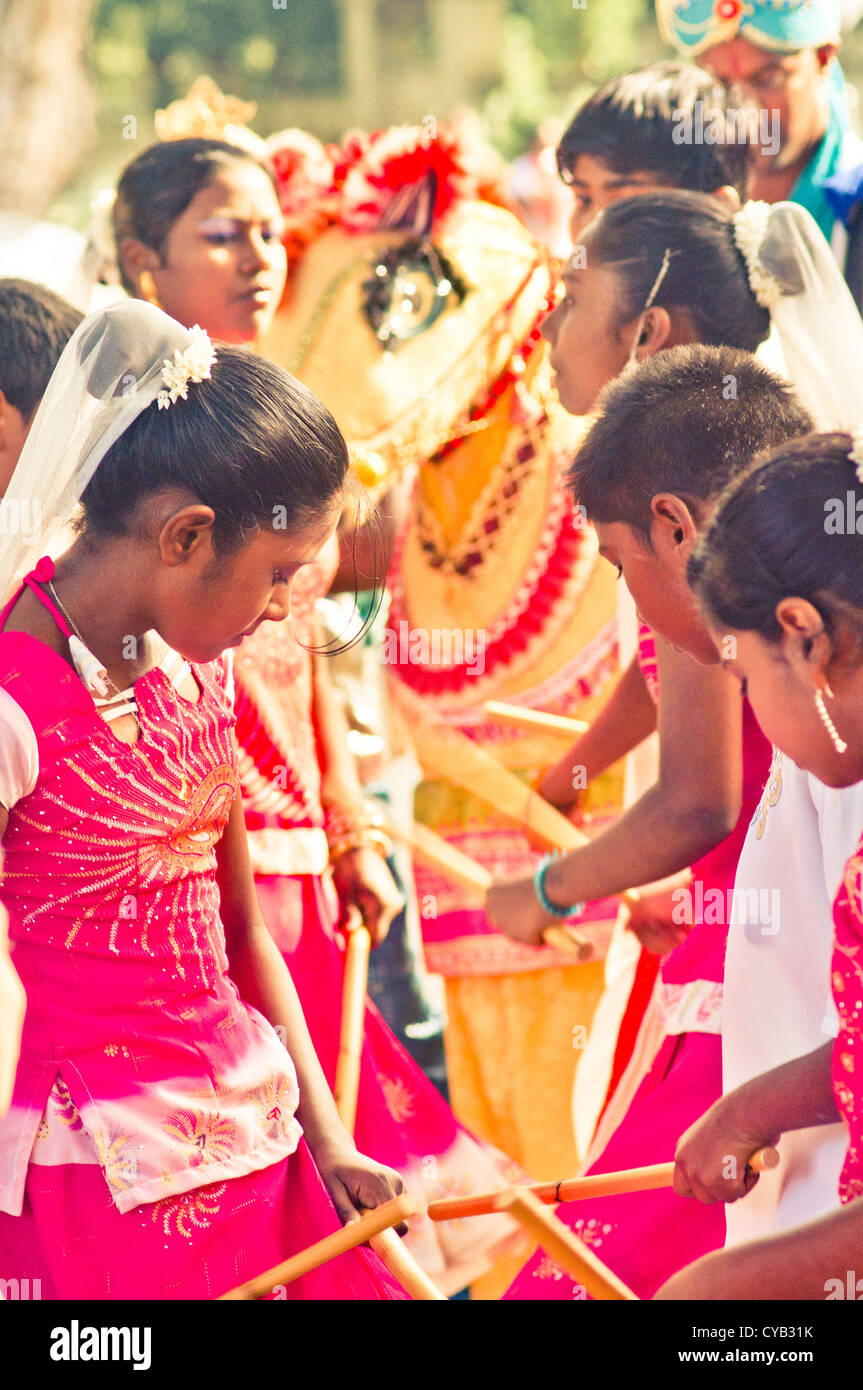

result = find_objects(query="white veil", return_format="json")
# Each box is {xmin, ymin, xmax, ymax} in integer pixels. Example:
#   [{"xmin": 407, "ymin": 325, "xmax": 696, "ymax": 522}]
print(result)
[
  {"xmin": 0, "ymin": 299, "xmax": 209, "ymax": 601},
  {"xmin": 736, "ymin": 200, "xmax": 863, "ymax": 432}
]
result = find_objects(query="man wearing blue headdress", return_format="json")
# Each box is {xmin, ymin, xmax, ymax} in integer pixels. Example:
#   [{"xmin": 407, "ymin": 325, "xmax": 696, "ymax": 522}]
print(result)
[{"xmin": 657, "ymin": 0, "xmax": 863, "ymax": 297}]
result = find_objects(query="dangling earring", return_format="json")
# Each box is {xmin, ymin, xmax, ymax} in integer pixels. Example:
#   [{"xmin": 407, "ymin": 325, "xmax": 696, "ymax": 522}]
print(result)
[
  {"xmin": 138, "ymin": 270, "xmax": 160, "ymax": 306},
  {"xmin": 815, "ymin": 684, "xmax": 847, "ymax": 754}
]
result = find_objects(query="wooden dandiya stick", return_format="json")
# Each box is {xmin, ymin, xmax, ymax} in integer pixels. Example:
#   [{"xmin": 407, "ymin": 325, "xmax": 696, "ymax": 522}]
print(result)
[
  {"xmin": 427, "ymin": 1146, "xmax": 780, "ymax": 1222},
  {"xmin": 369, "ymin": 1227, "xmax": 448, "ymax": 1301},
  {"xmin": 493, "ymin": 1187, "xmax": 639, "ymax": 1300},
  {"xmin": 483, "ymin": 700, "xmax": 589, "ymax": 738},
  {"xmin": 218, "ymin": 1194, "xmax": 419, "ymax": 1300},
  {"xmin": 333, "ymin": 907, "xmax": 371, "ymax": 1136},
  {"xmin": 384, "ymin": 817, "xmax": 592, "ymax": 958},
  {"xmin": 407, "ymin": 718, "xmax": 641, "ymax": 908},
  {"xmin": 388, "ymin": 818, "xmax": 493, "ymax": 895}
]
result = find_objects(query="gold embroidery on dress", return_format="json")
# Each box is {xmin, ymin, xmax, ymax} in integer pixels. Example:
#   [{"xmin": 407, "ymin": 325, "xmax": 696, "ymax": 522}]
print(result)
[
  {"xmin": 753, "ymin": 747, "xmax": 783, "ymax": 841},
  {"xmin": 90, "ymin": 1126, "xmax": 139, "ymax": 1195},
  {"xmin": 149, "ymin": 1182, "xmax": 228, "ymax": 1240},
  {"xmin": 380, "ymin": 1075, "xmax": 416, "ymax": 1124},
  {"xmin": 162, "ymin": 1108, "xmax": 239, "ymax": 1166}
]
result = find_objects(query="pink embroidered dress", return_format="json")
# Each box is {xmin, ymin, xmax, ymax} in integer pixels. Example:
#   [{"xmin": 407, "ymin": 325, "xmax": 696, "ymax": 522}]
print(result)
[
  {"xmin": 234, "ymin": 536, "xmax": 527, "ymax": 1290},
  {"xmin": 0, "ymin": 559, "xmax": 403, "ymax": 1300},
  {"xmin": 831, "ymin": 831, "xmax": 863, "ymax": 1204},
  {"xmin": 505, "ymin": 623, "xmax": 772, "ymax": 1299}
]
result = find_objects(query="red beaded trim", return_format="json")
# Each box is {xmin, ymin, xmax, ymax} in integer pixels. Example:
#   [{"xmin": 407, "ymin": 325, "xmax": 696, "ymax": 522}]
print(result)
[
  {"xmin": 428, "ymin": 290, "xmax": 556, "ymax": 465},
  {"xmin": 386, "ymin": 496, "xmax": 586, "ymax": 696}
]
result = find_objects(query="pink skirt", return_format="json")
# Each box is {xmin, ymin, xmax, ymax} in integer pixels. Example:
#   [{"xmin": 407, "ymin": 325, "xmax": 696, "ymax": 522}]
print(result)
[
  {"xmin": 0, "ymin": 1140, "xmax": 407, "ymax": 1301},
  {"xmin": 504, "ymin": 1031, "xmax": 725, "ymax": 1300},
  {"xmin": 256, "ymin": 872, "xmax": 527, "ymax": 1286}
]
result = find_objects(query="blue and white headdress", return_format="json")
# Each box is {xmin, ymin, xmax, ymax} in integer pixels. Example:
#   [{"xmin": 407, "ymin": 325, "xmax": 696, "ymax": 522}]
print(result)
[{"xmin": 657, "ymin": 0, "xmax": 841, "ymax": 58}]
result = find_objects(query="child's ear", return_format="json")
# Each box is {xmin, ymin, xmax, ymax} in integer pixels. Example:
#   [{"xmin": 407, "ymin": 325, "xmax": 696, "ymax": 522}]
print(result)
[
  {"xmin": 118, "ymin": 237, "xmax": 162, "ymax": 294},
  {"xmin": 638, "ymin": 306, "xmax": 672, "ymax": 355},
  {"xmin": 774, "ymin": 597, "xmax": 833, "ymax": 681},
  {"xmin": 650, "ymin": 493, "xmax": 698, "ymax": 560},
  {"xmin": 158, "ymin": 504, "xmax": 218, "ymax": 567}
]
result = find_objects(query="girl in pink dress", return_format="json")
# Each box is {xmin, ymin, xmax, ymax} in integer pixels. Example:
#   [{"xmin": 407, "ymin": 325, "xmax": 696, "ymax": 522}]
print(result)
[
  {"xmin": 656, "ymin": 434, "xmax": 863, "ymax": 1300},
  {"xmin": 113, "ymin": 135, "xmax": 525, "ymax": 1287},
  {"xmin": 0, "ymin": 300, "xmax": 407, "ymax": 1300}
]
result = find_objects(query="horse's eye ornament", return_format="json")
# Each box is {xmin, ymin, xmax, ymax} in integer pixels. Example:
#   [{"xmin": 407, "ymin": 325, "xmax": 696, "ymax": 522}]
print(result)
[{"xmin": 362, "ymin": 237, "xmax": 468, "ymax": 350}]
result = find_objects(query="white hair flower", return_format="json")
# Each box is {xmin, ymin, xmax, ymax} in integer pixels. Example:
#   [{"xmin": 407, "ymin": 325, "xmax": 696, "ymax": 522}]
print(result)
[
  {"xmin": 157, "ymin": 325, "xmax": 217, "ymax": 409},
  {"xmin": 732, "ymin": 201, "xmax": 782, "ymax": 311},
  {"xmin": 849, "ymin": 425, "xmax": 863, "ymax": 485}
]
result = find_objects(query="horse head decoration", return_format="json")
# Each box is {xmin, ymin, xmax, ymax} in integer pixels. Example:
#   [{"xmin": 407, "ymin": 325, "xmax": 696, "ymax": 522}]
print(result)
[{"xmin": 156, "ymin": 86, "xmax": 622, "ymax": 972}]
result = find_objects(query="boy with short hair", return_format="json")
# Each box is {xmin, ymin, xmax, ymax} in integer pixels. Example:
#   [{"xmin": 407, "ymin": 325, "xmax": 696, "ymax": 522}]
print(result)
[{"xmin": 556, "ymin": 60, "xmax": 753, "ymax": 239}]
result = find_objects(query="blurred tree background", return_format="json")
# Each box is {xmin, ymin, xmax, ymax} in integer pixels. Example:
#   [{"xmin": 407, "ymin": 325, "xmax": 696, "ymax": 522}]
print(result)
[
  {"xmin": 43, "ymin": 0, "xmax": 661, "ymax": 225},
  {"xmin": 1, "ymin": 0, "xmax": 859, "ymax": 226}
]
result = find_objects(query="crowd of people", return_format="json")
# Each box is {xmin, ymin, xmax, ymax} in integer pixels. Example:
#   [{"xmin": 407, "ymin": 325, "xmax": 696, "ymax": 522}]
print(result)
[{"xmin": 0, "ymin": 0, "xmax": 862, "ymax": 1302}]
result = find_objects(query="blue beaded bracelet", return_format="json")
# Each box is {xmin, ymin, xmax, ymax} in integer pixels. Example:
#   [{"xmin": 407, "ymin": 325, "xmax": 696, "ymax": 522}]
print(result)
[{"xmin": 533, "ymin": 851, "xmax": 586, "ymax": 920}]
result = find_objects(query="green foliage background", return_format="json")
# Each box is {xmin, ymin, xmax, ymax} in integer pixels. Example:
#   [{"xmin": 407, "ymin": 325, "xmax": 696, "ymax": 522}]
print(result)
[
  {"xmin": 88, "ymin": 0, "xmax": 658, "ymax": 151},
  {"xmin": 55, "ymin": 0, "xmax": 863, "ymax": 226}
]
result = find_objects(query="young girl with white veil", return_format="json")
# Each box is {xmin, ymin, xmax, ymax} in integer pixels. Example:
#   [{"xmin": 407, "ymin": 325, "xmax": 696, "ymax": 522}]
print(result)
[
  {"xmin": 0, "ymin": 300, "xmax": 408, "ymax": 1299},
  {"xmin": 110, "ymin": 135, "xmax": 526, "ymax": 1290}
]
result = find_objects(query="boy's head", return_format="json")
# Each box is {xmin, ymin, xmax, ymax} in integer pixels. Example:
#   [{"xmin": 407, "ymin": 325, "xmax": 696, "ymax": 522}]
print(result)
[
  {"xmin": 0, "ymin": 280, "xmax": 83, "ymax": 494},
  {"xmin": 557, "ymin": 61, "xmax": 753, "ymax": 239},
  {"xmin": 569, "ymin": 344, "xmax": 812, "ymax": 662}
]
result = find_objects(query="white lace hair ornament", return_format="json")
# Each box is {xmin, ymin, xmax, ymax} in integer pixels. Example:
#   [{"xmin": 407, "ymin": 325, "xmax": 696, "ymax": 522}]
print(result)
[
  {"xmin": 730, "ymin": 200, "xmax": 863, "ymax": 436},
  {"xmin": 732, "ymin": 201, "xmax": 783, "ymax": 311},
  {"xmin": 157, "ymin": 325, "xmax": 217, "ymax": 408},
  {"xmin": 0, "ymin": 301, "xmax": 219, "ymax": 600}
]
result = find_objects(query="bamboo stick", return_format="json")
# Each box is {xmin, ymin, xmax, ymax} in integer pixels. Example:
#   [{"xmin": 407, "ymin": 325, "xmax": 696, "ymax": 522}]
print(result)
[
  {"xmin": 483, "ymin": 700, "xmax": 589, "ymax": 738},
  {"xmin": 427, "ymin": 1146, "xmax": 780, "ymax": 1222},
  {"xmin": 333, "ymin": 909, "xmax": 371, "ymax": 1135},
  {"xmin": 386, "ymin": 818, "xmax": 592, "ymax": 957},
  {"xmin": 408, "ymin": 719, "xmax": 641, "ymax": 910},
  {"xmin": 369, "ymin": 1227, "xmax": 448, "ymax": 1300},
  {"xmin": 389, "ymin": 818, "xmax": 492, "ymax": 894},
  {"xmin": 218, "ymin": 1194, "xmax": 419, "ymax": 1300},
  {"xmin": 493, "ymin": 1187, "xmax": 638, "ymax": 1300},
  {"xmin": 540, "ymin": 924, "xmax": 594, "ymax": 960}
]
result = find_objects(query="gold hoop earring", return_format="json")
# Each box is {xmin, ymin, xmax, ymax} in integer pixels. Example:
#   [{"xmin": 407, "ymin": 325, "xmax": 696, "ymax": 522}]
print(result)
[{"xmin": 815, "ymin": 685, "xmax": 847, "ymax": 754}]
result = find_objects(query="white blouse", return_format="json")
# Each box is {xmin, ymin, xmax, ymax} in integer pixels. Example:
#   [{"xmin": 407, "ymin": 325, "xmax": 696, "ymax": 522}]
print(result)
[{"xmin": 0, "ymin": 686, "xmax": 38, "ymax": 810}]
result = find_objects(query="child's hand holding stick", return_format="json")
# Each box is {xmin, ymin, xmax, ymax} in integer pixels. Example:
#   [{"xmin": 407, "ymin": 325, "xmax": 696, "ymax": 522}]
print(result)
[{"xmin": 673, "ymin": 1041, "xmax": 838, "ymax": 1205}]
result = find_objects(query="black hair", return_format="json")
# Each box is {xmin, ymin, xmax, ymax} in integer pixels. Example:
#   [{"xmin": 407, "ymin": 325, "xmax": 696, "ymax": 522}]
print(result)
[
  {"xmin": 557, "ymin": 61, "xmax": 752, "ymax": 201},
  {"xmin": 80, "ymin": 345, "xmax": 349, "ymax": 553},
  {"xmin": 569, "ymin": 344, "xmax": 813, "ymax": 542},
  {"xmin": 583, "ymin": 190, "xmax": 772, "ymax": 351},
  {"xmin": 689, "ymin": 434, "xmax": 863, "ymax": 643},
  {"xmin": 0, "ymin": 279, "xmax": 83, "ymax": 420},
  {"xmin": 113, "ymin": 138, "xmax": 279, "ymax": 294}
]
